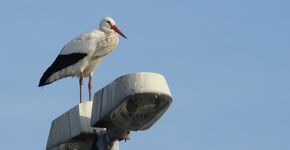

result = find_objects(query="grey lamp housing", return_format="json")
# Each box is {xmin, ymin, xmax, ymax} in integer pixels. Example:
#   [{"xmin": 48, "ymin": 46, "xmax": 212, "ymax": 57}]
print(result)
[
  {"xmin": 91, "ymin": 72, "xmax": 172, "ymax": 133},
  {"xmin": 46, "ymin": 72, "xmax": 173, "ymax": 150}
]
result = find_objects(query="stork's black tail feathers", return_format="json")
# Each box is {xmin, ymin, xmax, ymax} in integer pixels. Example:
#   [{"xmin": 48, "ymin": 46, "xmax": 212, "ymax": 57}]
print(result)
[{"xmin": 38, "ymin": 53, "xmax": 87, "ymax": 87}]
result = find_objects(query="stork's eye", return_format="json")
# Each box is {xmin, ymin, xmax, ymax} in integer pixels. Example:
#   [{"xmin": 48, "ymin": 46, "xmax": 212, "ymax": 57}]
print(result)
[{"xmin": 107, "ymin": 21, "xmax": 110, "ymax": 24}]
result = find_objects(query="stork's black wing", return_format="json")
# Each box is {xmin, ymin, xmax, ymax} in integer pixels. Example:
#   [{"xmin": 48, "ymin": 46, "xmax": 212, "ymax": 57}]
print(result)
[{"xmin": 38, "ymin": 53, "xmax": 87, "ymax": 86}]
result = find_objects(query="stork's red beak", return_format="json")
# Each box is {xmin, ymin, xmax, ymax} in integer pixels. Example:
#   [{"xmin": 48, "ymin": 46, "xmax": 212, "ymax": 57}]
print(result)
[{"xmin": 111, "ymin": 25, "xmax": 127, "ymax": 39}]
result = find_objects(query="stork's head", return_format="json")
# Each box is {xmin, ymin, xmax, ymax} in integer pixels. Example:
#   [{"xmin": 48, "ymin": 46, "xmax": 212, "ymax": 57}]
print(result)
[{"xmin": 100, "ymin": 17, "xmax": 127, "ymax": 39}]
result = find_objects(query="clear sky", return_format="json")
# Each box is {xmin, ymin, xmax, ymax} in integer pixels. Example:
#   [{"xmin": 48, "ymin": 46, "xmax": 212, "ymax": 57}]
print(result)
[{"xmin": 0, "ymin": 0, "xmax": 289, "ymax": 149}]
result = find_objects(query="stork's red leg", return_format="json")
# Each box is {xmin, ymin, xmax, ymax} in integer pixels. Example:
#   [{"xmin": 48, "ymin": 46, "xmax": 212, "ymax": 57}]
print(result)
[
  {"xmin": 79, "ymin": 76, "xmax": 83, "ymax": 103},
  {"xmin": 88, "ymin": 75, "xmax": 92, "ymax": 101}
]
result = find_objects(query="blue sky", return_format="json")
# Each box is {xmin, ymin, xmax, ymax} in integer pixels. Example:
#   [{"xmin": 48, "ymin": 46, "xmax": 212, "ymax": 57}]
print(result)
[{"xmin": 0, "ymin": 0, "xmax": 289, "ymax": 149}]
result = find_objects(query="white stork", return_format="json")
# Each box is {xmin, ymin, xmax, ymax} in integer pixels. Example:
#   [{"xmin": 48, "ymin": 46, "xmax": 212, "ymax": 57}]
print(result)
[{"xmin": 38, "ymin": 17, "xmax": 127, "ymax": 103}]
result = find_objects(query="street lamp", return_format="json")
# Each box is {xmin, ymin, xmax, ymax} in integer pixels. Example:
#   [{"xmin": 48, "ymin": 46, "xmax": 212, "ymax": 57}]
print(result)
[{"xmin": 46, "ymin": 72, "xmax": 172, "ymax": 150}]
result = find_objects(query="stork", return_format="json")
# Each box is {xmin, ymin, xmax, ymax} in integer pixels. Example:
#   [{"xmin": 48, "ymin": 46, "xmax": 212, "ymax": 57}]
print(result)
[{"xmin": 38, "ymin": 17, "xmax": 127, "ymax": 103}]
